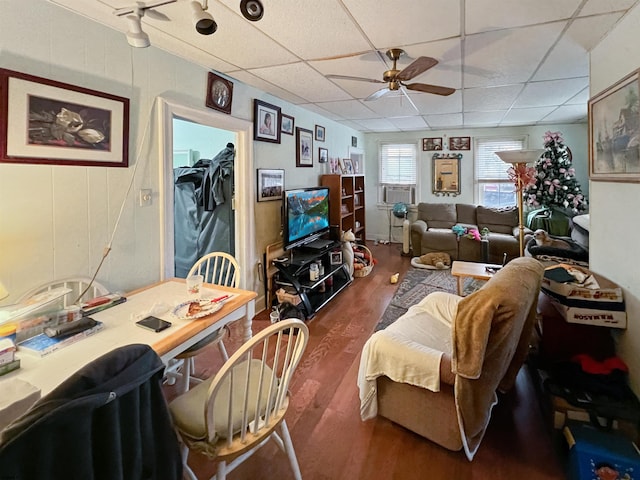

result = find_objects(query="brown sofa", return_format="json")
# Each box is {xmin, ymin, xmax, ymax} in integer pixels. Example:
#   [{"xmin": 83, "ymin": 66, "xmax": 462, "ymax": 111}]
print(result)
[
  {"xmin": 358, "ymin": 257, "xmax": 544, "ymax": 459},
  {"xmin": 410, "ymin": 203, "xmax": 529, "ymax": 264}
]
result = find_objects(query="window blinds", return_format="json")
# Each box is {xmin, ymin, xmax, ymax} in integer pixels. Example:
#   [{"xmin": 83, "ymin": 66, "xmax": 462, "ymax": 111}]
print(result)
[
  {"xmin": 379, "ymin": 143, "xmax": 416, "ymax": 184},
  {"xmin": 475, "ymin": 137, "xmax": 525, "ymax": 180}
]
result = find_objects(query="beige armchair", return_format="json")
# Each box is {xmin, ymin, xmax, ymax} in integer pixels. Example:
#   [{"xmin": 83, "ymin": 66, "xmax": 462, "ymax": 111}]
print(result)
[{"xmin": 358, "ymin": 257, "xmax": 544, "ymax": 459}]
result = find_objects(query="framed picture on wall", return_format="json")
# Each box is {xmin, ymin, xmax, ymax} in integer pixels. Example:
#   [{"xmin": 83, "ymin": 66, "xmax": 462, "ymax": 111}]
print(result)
[
  {"xmin": 422, "ymin": 137, "xmax": 443, "ymax": 151},
  {"xmin": 0, "ymin": 68, "xmax": 129, "ymax": 167},
  {"xmin": 315, "ymin": 124, "xmax": 325, "ymax": 142},
  {"xmin": 296, "ymin": 127, "xmax": 313, "ymax": 167},
  {"xmin": 449, "ymin": 136, "xmax": 470, "ymax": 150},
  {"xmin": 253, "ymin": 99, "xmax": 281, "ymax": 143},
  {"xmin": 281, "ymin": 113, "xmax": 294, "ymax": 135},
  {"xmin": 318, "ymin": 147, "xmax": 328, "ymax": 163},
  {"xmin": 589, "ymin": 68, "xmax": 640, "ymax": 182},
  {"xmin": 257, "ymin": 168, "xmax": 284, "ymax": 202}
]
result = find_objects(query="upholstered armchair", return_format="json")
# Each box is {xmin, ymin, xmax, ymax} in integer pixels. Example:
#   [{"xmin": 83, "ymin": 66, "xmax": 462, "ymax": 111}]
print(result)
[{"xmin": 357, "ymin": 257, "xmax": 544, "ymax": 459}]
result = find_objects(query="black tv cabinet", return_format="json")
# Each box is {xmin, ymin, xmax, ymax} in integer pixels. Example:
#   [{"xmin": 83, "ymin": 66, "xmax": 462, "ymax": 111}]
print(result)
[{"xmin": 273, "ymin": 242, "xmax": 352, "ymax": 319}]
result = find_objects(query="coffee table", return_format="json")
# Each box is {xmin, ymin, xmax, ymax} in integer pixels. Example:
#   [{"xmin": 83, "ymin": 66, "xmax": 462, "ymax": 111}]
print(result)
[{"xmin": 451, "ymin": 261, "xmax": 502, "ymax": 296}]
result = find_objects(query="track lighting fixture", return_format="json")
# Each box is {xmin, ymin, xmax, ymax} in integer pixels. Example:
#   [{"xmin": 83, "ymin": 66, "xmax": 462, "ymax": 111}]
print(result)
[
  {"xmin": 191, "ymin": 1, "xmax": 217, "ymax": 35},
  {"xmin": 125, "ymin": 9, "xmax": 151, "ymax": 48},
  {"xmin": 240, "ymin": 0, "xmax": 264, "ymax": 22}
]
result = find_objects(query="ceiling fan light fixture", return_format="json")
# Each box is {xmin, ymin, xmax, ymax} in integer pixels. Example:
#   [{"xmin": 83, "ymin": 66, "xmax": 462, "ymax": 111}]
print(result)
[
  {"xmin": 240, "ymin": 0, "xmax": 264, "ymax": 21},
  {"xmin": 191, "ymin": 1, "xmax": 217, "ymax": 35},
  {"xmin": 125, "ymin": 11, "xmax": 150, "ymax": 48}
]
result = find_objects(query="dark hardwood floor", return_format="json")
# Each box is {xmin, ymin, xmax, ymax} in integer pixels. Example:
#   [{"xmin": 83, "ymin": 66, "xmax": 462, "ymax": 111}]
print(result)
[{"xmin": 164, "ymin": 243, "xmax": 566, "ymax": 479}]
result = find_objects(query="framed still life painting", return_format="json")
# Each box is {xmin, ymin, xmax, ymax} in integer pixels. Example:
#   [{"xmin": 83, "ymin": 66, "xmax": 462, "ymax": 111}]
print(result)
[{"xmin": 0, "ymin": 68, "xmax": 129, "ymax": 167}]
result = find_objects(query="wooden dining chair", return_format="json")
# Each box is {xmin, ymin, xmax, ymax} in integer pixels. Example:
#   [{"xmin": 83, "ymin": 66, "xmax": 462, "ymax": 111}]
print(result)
[
  {"xmin": 166, "ymin": 252, "xmax": 240, "ymax": 393},
  {"xmin": 169, "ymin": 319, "xmax": 309, "ymax": 480}
]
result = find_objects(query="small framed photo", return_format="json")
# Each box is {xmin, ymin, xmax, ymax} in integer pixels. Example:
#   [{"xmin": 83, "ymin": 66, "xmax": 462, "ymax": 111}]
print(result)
[
  {"xmin": 315, "ymin": 125, "xmax": 325, "ymax": 142},
  {"xmin": 329, "ymin": 250, "xmax": 343, "ymax": 265},
  {"xmin": 257, "ymin": 168, "xmax": 284, "ymax": 202},
  {"xmin": 352, "ymin": 158, "xmax": 360, "ymax": 174},
  {"xmin": 253, "ymin": 99, "xmax": 281, "ymax": 143},
  {"xmin": 329, "ymin": 157, "xmax": 341, "ymax": 174},
  {"xmin": 341, "ymin": 158, "xmax": 354, "ymax": 175},
  {"xmin": 281, "ymin": 113, "xmax": 294, "ymax": 135},
  {"xmin": 351, "ymin": 136, "xmax": 358, "ymax": 147},
  {"xmin": 449, "ymin": 136, "xmax": 470, "ymax": 150},
  {"xmin": 318, "ymin": 147, "xmax": 328, "ymax": 163},
  {"xmin": 296, "ymin": 127, "xmax": 313, "ymax": 167},
  {"xmin": 422, "ymin": 137, "xmax": 443, "ymax": 151}
]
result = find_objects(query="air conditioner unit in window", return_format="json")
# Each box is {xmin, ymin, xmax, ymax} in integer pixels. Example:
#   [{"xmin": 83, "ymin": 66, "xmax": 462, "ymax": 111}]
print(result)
[{"xmin": 384, "ymin": 186, "xmax": 414, "ymax": 205}]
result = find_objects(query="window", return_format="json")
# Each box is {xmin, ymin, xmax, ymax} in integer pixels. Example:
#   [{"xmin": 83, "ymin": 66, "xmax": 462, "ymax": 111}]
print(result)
[
  {"xmin": 475, "ymin": 136, "xmax": 526, "ymax": 208},
  {"xmin": 379, "ymin": 142, "xmax": 417, "ymax": 205}
]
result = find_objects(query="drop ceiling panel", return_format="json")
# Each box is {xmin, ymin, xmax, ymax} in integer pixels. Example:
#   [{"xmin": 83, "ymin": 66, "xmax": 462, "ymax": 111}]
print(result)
[
  {"xmin": 464, "ymin": 23, "xmax": 565, "ymax": 88},
  {"xmin": 388, "ymin": 116, "xmax": 429, "ymax": 131},
  {"xmin": 341, "ymin": 0, "xmax": 460, "ymax": 48},
  {"xmin": 466, "ymin": 0, "xmax": 581, "ymax": 34},
  {"xmin": 364, "ymin": 95, "xmax": 419, "ymax": 117},
  {"xmin": 464, "ymin": 111, "xmax": 508, "ymax": 126},
  {"xmin": 316, "ymin": 100, "xmax": 377, "ymax": 120},
  {"xmin": 409, "ymin": 91, "xmax": 462, "ymax": 116},
  {"xmin": 566, "ymin": 87, "xmax": 590, "ymax": 105},
  {"xmin": 400, "ymin": 39, "xmax": 463, "ymax": 89},
  {"xmin": 424, "ymin": 113, "xmax": 464, "ymax": 128},
  {"xmin": 513, "ymin": 78, "xmax": 589, "ymax": 108},
  {"xmin": 355, "ymin": 118, "xmax": 398, "ymax": 131},
  {"xmin": 502, "ymin": 106, "xmax": 556, "ymax": 124},
  {"xmin": 579, "ymin": 0, "xmax": 638, "ymax": 16},
  {"xmin": 541, "ymin": 104, "xmax": 588, "ymax": 123},
  {"xmin": 229, "ymin": 70, "xmax": 307, "ymax": 105},
  {"xmin": 249, "ymin": 63, "xmax": 352, "ymax": 103},
  {"xmin": 464, "ymin": 85, "xmax": 523, "ymax": 111},
  {"xmin": 298, "ymin": 103, "xmax": 344, "ymax": 121}
]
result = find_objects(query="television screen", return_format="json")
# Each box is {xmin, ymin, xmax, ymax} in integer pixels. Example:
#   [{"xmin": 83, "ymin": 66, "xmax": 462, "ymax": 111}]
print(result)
[{"xmin": 283, "ymin": 187, "xmax": 330, "ymax": 250}]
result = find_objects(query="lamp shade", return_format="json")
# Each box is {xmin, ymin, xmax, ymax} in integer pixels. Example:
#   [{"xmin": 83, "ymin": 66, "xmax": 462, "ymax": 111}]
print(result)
[{"xmin": 495, "ymin": 149, "xmax": 544, "ymax": 164}]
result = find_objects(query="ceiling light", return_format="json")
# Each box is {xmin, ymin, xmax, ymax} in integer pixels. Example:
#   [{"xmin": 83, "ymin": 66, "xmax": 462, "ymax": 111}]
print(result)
[
  {"xmin": 125, "ymin": 10, "xmax": 150, "ymax": 48},
  {"xmin": 240, "ymin": 0, "xmax": 264, "ymax": 21},
  {"xmin": 191, "ymin": 1, "xmax": 217, "ymax": 35}
]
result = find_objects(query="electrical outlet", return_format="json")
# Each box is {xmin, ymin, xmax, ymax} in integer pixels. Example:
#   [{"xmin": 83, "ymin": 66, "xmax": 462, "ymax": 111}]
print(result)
[{"xmin": 139, "ymin": 189, "xmax": 152, "ymax": 207}]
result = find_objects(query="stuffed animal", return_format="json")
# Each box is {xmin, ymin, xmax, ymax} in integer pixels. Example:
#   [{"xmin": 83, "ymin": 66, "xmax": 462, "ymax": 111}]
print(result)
[
  {"xmin": 416, "ymin": 252, "xmax": 451, "ymax": 269},
  {"xmin": 341, "ymin": 229, "xmax": 355, "ymax": 278}
]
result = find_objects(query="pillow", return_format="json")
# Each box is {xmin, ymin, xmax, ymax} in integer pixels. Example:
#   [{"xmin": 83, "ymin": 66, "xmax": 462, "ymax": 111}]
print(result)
[{"xmin": 417, "ymin": 291, "xmax": 462, "ymax": 327}]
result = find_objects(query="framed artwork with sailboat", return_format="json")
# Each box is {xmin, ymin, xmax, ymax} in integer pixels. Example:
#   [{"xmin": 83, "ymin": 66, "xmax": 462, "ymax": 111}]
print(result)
[{"xmin": 588, "ymin": 68, "xmax": 640, "ymax": 182}]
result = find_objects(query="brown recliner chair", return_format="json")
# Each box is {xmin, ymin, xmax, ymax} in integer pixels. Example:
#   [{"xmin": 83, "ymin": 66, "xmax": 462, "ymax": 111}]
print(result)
[{"xmin": 358, "ymin": 257, "xmax": 544, "ymax": 459}]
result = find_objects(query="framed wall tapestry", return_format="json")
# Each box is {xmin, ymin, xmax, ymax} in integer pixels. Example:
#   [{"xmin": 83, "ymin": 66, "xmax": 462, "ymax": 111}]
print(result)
[
  {"xmin": 296, "ymin": 127, "xmax": 313, "ymax": 167},
  {"xmin": 253, "ymin": 99, "xmax": 281, "ymax": 143},
  {"xmin": 0, "ymin": 68, "xmax": 129, "ymax": 167},
  {"xmin": 588, "ymin": 68, "xmax": 640, "ymax": 182},
  {"xmin": 257, "ymin": 168, "xmax": 284, "ymax": 202}
]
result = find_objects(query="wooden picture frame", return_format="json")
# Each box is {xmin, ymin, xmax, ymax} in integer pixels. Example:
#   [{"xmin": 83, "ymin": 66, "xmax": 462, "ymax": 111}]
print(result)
[
  {"xmin": 315, "ymin": 124, "xmax": 325, "ymax": 142},
  {"xmin": 205, "ymin": 72, "xmax": 233, "ymax": 114},
  {"xmin": 318, "ymin": 147, "xmax": 328, "ymax": 163},
  {"xmin": 588, "ymin": 68, "xmax": 640, "ymax": 182},
  {"xmin": 0, "ymin": 68, "xmax": 129, "ymax": 167},
  {"xmin": 422, "ymin": 137, "xmax": 443, "ymax": 151},
  {"xmin": 449, "ymin": 136, "xmax": 470, "ymax": 150},
  {"xmin": 257, "ymin": 168, "xmax": 284, "ymax": 202},
  {"xmin": 432, "ymin": 153, "xmax": 461, "ymax": 197},
  {"xmin": 253, "ymin": 99, "xmax": 281, "ymax": 143},
  {"xmin": 296, "ymin": 127, "xmax": 313, "ymax": 167},
  {"xmin": 281, "ymin": 113, "xmax": 294, "ymax": 135}
]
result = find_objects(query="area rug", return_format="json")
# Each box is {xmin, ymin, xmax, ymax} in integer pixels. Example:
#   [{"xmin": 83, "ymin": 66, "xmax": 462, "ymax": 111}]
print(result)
[{"xmin": 375, "ymin": 268, "xmax": 481, "ymax": 331}]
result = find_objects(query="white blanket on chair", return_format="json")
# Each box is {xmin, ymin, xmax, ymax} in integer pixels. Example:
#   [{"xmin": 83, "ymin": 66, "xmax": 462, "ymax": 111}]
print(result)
[{"xmin": 357, "ymin": 297, "xmax": 454, "ymax": 421}]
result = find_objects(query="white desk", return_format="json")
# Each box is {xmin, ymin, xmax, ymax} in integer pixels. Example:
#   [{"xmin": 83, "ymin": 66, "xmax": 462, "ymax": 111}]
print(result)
[{"xmin": 0, "ymin": 279, "xmax": 256, "ymax": 398}]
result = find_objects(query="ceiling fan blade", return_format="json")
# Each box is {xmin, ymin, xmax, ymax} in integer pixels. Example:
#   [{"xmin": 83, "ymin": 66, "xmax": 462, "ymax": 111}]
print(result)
[
  {"xmin": 326, "ymin": 74, "xmax": 385, "ymax": 84},
  {"xmin": 405, "ymin": 82, "xmax": 456, "ymax": 96},
  {"xmin": 396, "ymin": 56, "xmax": 438, "ymax": 81},
  {"xmin": 364, "ymin": 87, "xmax": 391, "ymax": 101}
]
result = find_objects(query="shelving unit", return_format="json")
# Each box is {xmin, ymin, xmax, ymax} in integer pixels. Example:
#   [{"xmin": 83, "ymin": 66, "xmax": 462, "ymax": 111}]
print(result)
[{"xmin": 321, "ymin": 174, "xmax": 366, "ymax": 243}]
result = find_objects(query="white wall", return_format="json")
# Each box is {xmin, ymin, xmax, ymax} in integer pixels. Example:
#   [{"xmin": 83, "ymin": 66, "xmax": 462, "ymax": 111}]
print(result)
[
  {"xmin": 363, "ymin": 123, "xmax": 588, "ymax": 241},
  {"xmin": 0, "ymin": 0, "xmax": 361, "ymax": 308},
  {"xmin": 590, "ymin": 4, "xmax": 640, "ymax": 393}
]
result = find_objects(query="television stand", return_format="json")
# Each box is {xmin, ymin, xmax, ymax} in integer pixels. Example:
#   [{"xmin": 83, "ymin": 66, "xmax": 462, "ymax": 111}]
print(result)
[{"xmin": 273, "ymin": 243, "xmax": 351, "ymax": 319}]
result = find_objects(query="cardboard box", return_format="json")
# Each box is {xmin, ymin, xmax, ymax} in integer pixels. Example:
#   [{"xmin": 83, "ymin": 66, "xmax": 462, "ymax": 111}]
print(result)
[
  {"xmin": 549, "ymin": 297, "xmax": 627, "ymax": 328},
  {"xmin": 564, "ymin": 422, "xmax": 640, "ymax": 480},
  {"xmin": 542, "ymin": 264, "xmax": 624, "ymax": 303}
]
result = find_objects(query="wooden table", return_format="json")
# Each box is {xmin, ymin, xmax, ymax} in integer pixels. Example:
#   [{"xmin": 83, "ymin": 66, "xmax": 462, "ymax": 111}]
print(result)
[
  {"xmin": 0, "ymin": 279, "xmax": 256, "ymax": 399},
  {"xmin": 450, "ymin": 261, "xmax": 501, "ymax": 295}
]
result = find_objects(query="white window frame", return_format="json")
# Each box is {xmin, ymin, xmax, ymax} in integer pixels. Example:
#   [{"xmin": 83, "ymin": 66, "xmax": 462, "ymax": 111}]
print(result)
[
  {"xmin": 474, "ymin": 135, "xmax": 528, "ymax": 207},
  {"xmin": 377, "ymin": 141, "xmax": 418, "ymax": 206}
]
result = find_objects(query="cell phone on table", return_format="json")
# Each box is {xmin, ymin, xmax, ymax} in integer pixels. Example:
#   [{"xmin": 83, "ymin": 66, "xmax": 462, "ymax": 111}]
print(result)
[{"xmin": 136, "ymin": 316, "xmax": 172, "ymax": 332}]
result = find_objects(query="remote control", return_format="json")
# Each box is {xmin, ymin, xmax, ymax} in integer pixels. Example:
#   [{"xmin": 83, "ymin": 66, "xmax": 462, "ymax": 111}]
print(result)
[{"xmin": 45, "ymin": 317, "xmax": 98, "ymax": 338}]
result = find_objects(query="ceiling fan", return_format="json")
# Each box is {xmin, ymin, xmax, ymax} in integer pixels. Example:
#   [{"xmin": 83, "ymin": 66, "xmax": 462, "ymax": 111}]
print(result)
[{"xmin": 326, "ymin": 48, "xmax": 455, "ymax": 101}]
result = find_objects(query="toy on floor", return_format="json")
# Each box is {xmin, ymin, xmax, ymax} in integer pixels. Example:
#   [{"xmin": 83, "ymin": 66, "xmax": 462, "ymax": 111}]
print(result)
[{"xmin": 390, "ymin": 273, "xmax": 399, "ymax": 284}]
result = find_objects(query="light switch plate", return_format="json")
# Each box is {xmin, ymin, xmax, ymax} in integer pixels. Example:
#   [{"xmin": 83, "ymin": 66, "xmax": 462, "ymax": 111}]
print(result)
[{"xmin": 139, "ymin": 189, "xmax": 152, "ymax": 207}]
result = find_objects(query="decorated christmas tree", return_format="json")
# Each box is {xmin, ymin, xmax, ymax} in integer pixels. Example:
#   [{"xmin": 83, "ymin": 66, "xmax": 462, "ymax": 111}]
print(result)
[{"xmin": 525, "ymin": 131, "xmax": 587, "ymax": 215}]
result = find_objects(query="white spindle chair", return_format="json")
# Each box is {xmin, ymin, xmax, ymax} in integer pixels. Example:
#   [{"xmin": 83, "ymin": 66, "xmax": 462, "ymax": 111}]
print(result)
[
  {"xmin": 18, "ymin": 277, "xmax": 109, "ymax": 307},
  {"xmin": 169, "ymin": 318, "xmax": 309, "ymax": 480}
]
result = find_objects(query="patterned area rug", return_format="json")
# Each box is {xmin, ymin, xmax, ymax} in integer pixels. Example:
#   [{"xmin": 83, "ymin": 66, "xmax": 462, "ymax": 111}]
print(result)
[{"xmin": 375, "ymin": 268, "xmax": 481, "ymax": 331}]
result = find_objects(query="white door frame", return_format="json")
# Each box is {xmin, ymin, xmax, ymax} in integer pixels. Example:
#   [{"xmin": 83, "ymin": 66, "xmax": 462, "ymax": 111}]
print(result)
[{"xmin": 157, "ymin": 97, "xmax": 255, "ymax": 290}]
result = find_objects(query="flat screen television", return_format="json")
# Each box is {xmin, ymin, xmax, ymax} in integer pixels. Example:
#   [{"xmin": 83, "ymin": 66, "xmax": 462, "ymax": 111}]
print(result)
[{"xmin": 282, "ymin": 187, "xmax": 331, "ymax": 250}]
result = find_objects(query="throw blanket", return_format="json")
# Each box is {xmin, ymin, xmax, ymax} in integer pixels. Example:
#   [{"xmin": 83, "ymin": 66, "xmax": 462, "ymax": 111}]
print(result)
[
  {"xmin": 358, "ymin": 296, "xmax": 453, "ymax": 420},
  {"xmin": 453, "ymin": 257, "xmax": 543, "ymax": 460}
]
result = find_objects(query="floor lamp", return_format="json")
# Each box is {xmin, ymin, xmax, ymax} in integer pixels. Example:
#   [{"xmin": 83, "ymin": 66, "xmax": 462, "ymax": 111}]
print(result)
[{"xmin": 495, "ymin": 150, "xmax": 544, "ymax": 256}]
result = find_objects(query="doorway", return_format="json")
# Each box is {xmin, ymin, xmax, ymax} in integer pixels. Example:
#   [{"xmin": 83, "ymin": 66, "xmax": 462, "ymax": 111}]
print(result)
[{"xmin": 158, "ymin": 97, "xmax": 255, "ymax": 290}]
